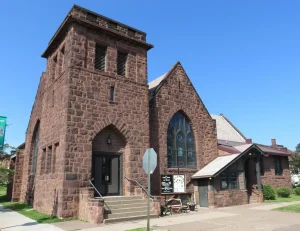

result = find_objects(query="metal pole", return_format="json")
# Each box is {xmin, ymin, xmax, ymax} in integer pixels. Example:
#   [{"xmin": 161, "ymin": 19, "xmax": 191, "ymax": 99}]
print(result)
[{"xmin": 147, "ymin": 148, "xmax": 151, "ymax": 231}]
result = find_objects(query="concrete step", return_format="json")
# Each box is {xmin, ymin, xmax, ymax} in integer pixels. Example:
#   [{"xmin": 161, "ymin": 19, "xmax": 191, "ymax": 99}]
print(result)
[
  {"xmin": 101, "ymin": 196, "xmax": 142, "ymax": 202},
  {"xmin": 104, "ymin": 202, "xmax": 147, "ymax": 210},
  {"xmin": 104, "ymin": 214, "xmax": 158, "ymax": 224},
  {"xmin": 105, "ymin": 210, "xmax": 154, "ymax": 219},
  {"xmin": 105, "ymin": 206, "xmax": 148, "ymax": 214},
  {"xmin": 104, "ymin": 199, "xmax": 146, "ymax": 206}
]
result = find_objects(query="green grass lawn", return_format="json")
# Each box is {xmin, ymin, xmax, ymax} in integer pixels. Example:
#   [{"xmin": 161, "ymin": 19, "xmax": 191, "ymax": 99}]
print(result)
[
  {"xmin": 0, "ymin": 185, "xmax": 74, "ymax": 224},
  {"xmin": 273, "ymin": 204, "xmax": 300, "ymax": 213},
  {"xmin": 265, "ymin": 194, "xmax": 300, "ymax": 203}
]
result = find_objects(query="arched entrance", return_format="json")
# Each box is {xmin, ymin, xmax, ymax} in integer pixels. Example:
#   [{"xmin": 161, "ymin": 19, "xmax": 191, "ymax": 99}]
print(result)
[{"xmin": 92, "ymin": 125, "xmax": 126, "ymax": 196}]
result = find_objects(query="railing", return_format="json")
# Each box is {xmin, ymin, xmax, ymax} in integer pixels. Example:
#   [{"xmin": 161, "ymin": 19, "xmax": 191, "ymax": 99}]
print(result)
[
  {"xmin": 89, "ymin": 178, "xmax": 103, "ymax": 198},
  {"xmin": 124, "ymin": 175, "xmax": 156, "ymax": 200}
]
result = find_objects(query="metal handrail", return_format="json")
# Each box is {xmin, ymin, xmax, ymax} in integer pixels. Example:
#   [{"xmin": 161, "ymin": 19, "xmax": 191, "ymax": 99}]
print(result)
[
  {"xmin": 89, "ymin": 178, "xmax": 103, "ymax": 198},
  {"xmin": 124, "ymin": 175, "xmax": 156, "ymax": 200}
]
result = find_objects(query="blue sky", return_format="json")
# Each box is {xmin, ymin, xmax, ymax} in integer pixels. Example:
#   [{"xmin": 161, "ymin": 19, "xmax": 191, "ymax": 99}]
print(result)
[{"xmin": 1, "ymin": 0, "xmax": 299, "ymax": 151}]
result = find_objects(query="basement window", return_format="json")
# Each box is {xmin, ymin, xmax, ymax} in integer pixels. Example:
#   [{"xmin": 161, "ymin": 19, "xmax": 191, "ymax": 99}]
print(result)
[
  {"xmin": 117, "ymin": 52, "xmax": 127, "ymax": 76},
  {"xmin": 95, "ymin": 44, "xmax": 106, "ymax": 71}
]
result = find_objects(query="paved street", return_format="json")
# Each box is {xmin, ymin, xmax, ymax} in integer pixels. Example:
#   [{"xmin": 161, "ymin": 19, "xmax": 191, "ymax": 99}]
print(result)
[{"xmin": 2, "ymin": 202, "xmax": 300, "ymax": 231}]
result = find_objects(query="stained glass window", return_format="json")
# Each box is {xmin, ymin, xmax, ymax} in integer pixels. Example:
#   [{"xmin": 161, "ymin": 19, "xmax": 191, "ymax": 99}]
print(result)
[{"xmin": 167, "ymin": 112, "xmax": 196, "ymax": 168}]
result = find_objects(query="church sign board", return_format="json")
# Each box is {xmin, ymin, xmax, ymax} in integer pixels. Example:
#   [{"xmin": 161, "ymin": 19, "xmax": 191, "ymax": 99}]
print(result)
[{"xmin": 161, "ymin": 174, "xmax": 186, "ymax": 194}]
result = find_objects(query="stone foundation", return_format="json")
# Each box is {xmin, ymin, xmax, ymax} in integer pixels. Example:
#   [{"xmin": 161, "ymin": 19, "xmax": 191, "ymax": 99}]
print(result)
[
  {"xmin": 251, "ymin": 189, "xmax": 264, "ymax": 203},
  {"xmin": 78, "ymin": 187, "xmax": 104, "ymax": 224},
  {"xmin": 208, "ymin": 190, "xmax": 249, "ymax": 208}
]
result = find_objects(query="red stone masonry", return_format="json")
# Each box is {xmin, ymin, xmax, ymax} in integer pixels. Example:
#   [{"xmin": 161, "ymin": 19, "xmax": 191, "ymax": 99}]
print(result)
[
  {"xmin": 15, "ymin": 5, "xmax": 154, "ymax": 218},
  {"xmin": 262, "ymin": 156, "xmax": 292, "ymax": 190},
  {"xmin": 149, "ymin": 62, "xmax": 218, "ymax": 195}
]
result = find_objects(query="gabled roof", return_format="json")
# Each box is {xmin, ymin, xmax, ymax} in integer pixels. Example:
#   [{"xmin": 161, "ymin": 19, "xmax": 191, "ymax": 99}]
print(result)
[
  {"xmin": 192, "ymin": 143, "xmax": 266, "ymax": 179},
  {"xmin": 148, "ymin": 62, "xmax": 213, "ymax": 119},
  {"xmin": 148, "ymin": 73, "xmax": 167, "ymax": 90},
  {"xmin": 211, "ymin": 114, "xmax": 247, "ymax": 143},
  {"xmin": 192, "ymin": 154, "xmax": 240, "ymax": 179}
]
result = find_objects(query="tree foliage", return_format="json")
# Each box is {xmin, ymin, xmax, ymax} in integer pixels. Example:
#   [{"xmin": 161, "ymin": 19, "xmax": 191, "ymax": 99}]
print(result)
[
  {"xmin": 296, "ymin": 143, "xmax": 300, "ymax": 154},
  {"xmin": 0, "ymin": 143, "xmax": 16, "ymax": 185},
  {"xmin": 290, "ymin": 143, "xmax": 300, "ymax": 170},
  {"xmin": 0, "ymin": 168, "xmax": 15, "ymax": 186}
]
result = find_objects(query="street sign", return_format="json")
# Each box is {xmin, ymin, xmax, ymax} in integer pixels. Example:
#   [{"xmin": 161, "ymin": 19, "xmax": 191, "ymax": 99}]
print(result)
[
  {"xmin": 143, "ymin": 148, "xmax": 157, "ymax": 231},
  {"xmin": 142, "ymin": 148, "xmax": 157, "ymax": 174}
]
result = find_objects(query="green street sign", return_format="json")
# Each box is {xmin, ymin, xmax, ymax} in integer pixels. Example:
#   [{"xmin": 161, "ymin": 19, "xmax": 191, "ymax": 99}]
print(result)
[{"xmin": 0, "ymin": 116, "xmax": 7, "ymax": 151}]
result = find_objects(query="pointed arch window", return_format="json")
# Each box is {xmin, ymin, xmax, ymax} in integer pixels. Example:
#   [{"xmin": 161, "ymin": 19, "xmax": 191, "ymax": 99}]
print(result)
[
  {"xmin": 31, "ymin": 123, "xmax": 40, "ymax": 175},
  {"xmin": 167, "ymin": 112, "xmax": 196, "ymax": 168}
]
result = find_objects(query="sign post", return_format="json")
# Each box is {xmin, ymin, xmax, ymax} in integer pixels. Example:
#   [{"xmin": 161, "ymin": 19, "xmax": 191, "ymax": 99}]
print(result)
[
  {"xmin": 143, "ymin": 148, "xmax": 157, "ymax": 231},
  {"xmin": 0, "ymin": 116, "xmax": 7, "ymax": 151},
  {"xmin": 147, "ymin": 148, "xmax": 150, "ymax": 231}
]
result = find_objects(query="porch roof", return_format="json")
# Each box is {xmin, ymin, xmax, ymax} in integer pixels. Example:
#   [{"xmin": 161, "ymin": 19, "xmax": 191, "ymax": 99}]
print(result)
[{"xmin": 192, "ymin": 153, "xmax": 241, "ymax": 179}]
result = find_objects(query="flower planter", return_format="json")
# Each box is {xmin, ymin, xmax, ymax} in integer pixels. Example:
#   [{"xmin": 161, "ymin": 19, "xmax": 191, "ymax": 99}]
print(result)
[{"xmin": 188, "ymin": 205, "xmax": 195, "ymax": 211}]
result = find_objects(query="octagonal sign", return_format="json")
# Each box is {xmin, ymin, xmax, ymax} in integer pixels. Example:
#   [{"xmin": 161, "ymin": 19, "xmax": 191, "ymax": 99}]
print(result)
[{"xmin": 143, "ymin": 148, "xmax": 157, "ymax": 175}]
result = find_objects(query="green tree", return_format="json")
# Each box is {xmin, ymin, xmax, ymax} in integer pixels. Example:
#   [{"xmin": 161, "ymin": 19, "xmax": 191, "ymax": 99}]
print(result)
[
  {"xmin": 290, "ymin": 143, "xmax": 300, "ymax": 171},
  {"xmin": 0, "ymin": 143, "xmax": 15, "ymax": 186},
  {"xmin": 295, "ymin": 143, "xmax": 300, "ymax": 154}
]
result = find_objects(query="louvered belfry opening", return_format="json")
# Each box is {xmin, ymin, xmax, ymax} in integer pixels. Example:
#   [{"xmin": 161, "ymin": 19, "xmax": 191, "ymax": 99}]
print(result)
[
  {"xmin": 117, "ymin": 52, "xmax": 127, "ymax": 76},
  {"xmin": 95, "ymin": 44, "xmax": 106, "ymax": 71}
]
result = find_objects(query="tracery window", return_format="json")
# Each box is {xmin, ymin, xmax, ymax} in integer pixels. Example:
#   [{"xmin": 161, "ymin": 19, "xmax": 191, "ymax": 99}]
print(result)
[{"xmin": 167, "ymin": 112, "xmax": 196, "ymax": 168}]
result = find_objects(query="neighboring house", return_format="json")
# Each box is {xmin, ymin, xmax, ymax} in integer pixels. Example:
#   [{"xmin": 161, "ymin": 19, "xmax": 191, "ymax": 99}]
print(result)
[{"xmin": 10, "ymin": 5, "xmax": 293, "ymax": 224}]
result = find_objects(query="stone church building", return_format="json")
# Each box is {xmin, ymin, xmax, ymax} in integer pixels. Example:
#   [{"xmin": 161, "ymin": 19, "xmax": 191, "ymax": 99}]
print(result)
[{"xmin": 11, "ymin": 5, "xmax": 293, "ymax": 223}]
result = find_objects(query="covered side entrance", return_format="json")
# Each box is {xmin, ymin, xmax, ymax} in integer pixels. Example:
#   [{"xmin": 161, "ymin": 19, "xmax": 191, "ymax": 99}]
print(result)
[
  {"xmin": 92, "ymin": 125, "xmax": 126, "ymax": 197},
  {"xmin": 192, "ymin": 144, "xmax": 265, "ymax": 208}
]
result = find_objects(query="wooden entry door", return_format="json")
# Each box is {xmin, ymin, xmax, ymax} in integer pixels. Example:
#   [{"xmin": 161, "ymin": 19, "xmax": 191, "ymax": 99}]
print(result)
[
  {"xmin": 199, "ymin": 179, "xmax": 209, "ymax": 207},
  {"xmin": 93, "ymin": 153, "xmax": 122, "ymax": 196}
]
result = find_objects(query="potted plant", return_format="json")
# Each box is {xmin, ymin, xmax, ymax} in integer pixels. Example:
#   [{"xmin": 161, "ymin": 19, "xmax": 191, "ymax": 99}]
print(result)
[{"xmin": 187, "ymin": 199, "xmax": 196, "ymax": 211}]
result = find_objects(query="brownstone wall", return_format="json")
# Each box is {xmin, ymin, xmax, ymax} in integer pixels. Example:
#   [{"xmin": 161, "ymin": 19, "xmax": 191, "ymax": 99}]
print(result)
[
  {"xmin": 149, "ymin": 63, "xmax": 218, "ymax": 195},
  {"xmin": 78, "ymin": 187, "xmax": 104, "ymax": 224},
  {"xmin": 262, "ymin": 156, "xmax": 292, "ymax": 190},
  {"xmin": 208, "ymin": 190, "xmax": 248, "ymax": 208},
  {"xmin": 57, "ymin": 20, "xmax": 151, "ymax": 217},
  {"xmin": 18, "ymin": 28, "xmax": 72, "ymax": 217},
  {"xmin": 12, "ymin": 150, "xmax": 24, "ymax": 201}
]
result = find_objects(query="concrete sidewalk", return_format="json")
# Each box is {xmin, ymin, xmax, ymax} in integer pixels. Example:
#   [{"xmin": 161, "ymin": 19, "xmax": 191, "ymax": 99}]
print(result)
[
  {"xmin": 80, "ymin": 211, "xmax": 238, "ymax": 231},
  {"xmin": 249, "ymin": 201, "xmax": 300, "ymax": 210},
  {"xmin": 0, "ymin": 205, "xmax": 63, "ymax": 231}
]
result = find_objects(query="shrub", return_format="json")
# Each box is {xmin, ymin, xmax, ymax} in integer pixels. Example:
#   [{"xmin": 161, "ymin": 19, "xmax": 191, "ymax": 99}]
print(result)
[
  {"xmin": 276, "ymin": 187, "xmax": 291, "ymax": 198},
  {"xmin": 263, "ymin": 184, "xmax": 276, "ymax": 200},
  {"xmin": 294, "ymin": 187, "xmax": 300, "ymax": 196}
]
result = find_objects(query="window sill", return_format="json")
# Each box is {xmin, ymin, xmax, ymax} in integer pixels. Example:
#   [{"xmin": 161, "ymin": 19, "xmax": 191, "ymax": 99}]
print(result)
[
  {"xmin": 167, "ymin": 167, "xmax": 198, "ymax": 171},
  {"xmin": 219, "ymin": 189, "xmax": 244, "ymax": 192},
  {"xmin": 109, "ymin": 101, "xmax": 117, "ymax": 105},
  {"xmin": 94, "ymin": 69, "xmax": 106, "ymax": 73}
]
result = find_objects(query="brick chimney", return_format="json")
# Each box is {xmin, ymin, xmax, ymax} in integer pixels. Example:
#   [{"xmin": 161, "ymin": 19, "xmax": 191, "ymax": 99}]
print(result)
[
  {"xmin": 246, "ymin": 139, "xmax": 252, "ymax": 144},
  {"xmin": 271, "ymin": 138, "xmax": 276, "ymax": 146}
]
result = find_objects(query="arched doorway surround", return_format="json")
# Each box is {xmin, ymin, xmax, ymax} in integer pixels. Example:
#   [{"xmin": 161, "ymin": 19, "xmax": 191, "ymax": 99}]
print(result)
[{"xmin": 92, "ymin": 125, "xmax": 126, "ymax": 196}]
